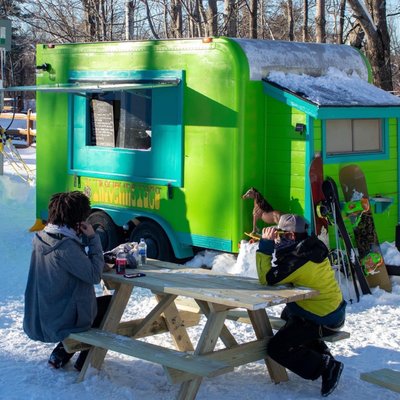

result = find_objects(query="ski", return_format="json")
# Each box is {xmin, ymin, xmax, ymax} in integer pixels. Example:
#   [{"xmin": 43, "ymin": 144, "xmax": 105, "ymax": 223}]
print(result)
[
  {"xmin": 310, "ymin": 156, "xmax": 359, "ymax": 302},
  {"xmin": 322, "ymin": 177, "xmax": 371, "ymax": 297}
]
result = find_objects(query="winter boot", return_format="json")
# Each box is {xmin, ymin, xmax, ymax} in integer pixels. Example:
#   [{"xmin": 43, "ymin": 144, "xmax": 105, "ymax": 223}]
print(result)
[
  {"xmin": 321, "ymin": 356, "xmax": 344, "ymax": 397},
  {"xmin": 48, "ymin": 343, "xmax": 73, "ymax": 369}
]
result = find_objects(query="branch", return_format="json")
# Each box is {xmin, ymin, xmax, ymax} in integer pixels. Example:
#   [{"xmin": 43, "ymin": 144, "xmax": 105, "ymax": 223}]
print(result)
[{"xmin": 347, "ymin": 0, "xmax": 378, "ymax": 38}]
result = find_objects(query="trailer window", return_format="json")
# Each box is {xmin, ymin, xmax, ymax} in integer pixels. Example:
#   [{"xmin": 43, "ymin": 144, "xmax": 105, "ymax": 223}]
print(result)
[
  {"xmin": 69, "ymin": 70, "xmax": 184, "ymax": 186},
  {"xmin": 89, "ymin": 90, "xmax": 152, "ymax": 150},
  {"xmin": 326, "ymin": 119, "xmax": 382, "ymax": 155}
]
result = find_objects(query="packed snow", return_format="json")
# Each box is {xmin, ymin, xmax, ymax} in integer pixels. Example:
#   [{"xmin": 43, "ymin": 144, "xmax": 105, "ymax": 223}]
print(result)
[
  {"xmin": 234, "ymin": 39, "xmax": 369, "ymax": 81},
  {"xmin": 1, "ymin": 144, "xmax": 400, "ymax": 399},
  {"xmin": 266, "ymin": 68, "xmax": 400, "ymax": 106}
]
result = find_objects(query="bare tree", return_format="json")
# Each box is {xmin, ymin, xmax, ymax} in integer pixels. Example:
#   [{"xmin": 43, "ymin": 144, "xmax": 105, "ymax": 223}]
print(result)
[
  {"xmin": 206, "ymin": 0, "xmax": 218, "ymax": 36},
  {"xmin": 223, "ymin": 0, "xmax": 237, "ymax": 37},
  {"xmin": 302, "ymin": 0, "xmax": 309, "ymax": 42},
  {"xmin": 249, "ymin": 0, "xmax": 257, "ymax": 38},
  {"xmin": 337, "ymin": 0, "xmax": 346, "ymax": 43},
  {"xmin": 347, "ymin": 0, "xmax": 393, "ymax": 91},
  {"xmin": 4, "ymin": 0, "xmax": 399, "ymax": 93},
  {"xmin": 315, "ymin": 0, "xmax": 326, "ymax": 42},
  {"xmin": 185, "ymin": 0, "xmax": 202, "ymax": 37},
  {"xmin": 125, "ymin": 0, "xmax": 133, "ymax": 39},
  {"xmin": 82, "ymin": 0, "xmax": 98, "ymax": 40},
  {"xmin": 142, "ymin": 0, "xmax": 159, "ymax": 38},
  {"xmin": 20, "ymin": 1, "xmax": 125, "ymax": 43},
  {"xmin": 287, "ymin": 0, "xmax": 294, "ymax": 40},
  {"xmin": 170, "ymin": 0, "xmax": 183, "ymax": 37}
]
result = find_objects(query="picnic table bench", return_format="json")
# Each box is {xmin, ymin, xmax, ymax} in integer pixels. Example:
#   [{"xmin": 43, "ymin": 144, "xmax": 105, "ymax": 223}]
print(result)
[
  {"xmin": 62, "ymin": 260, "xmax": 347, "ymax": 399},
  {"xmin": 175, "ymin": 297, "xmax": 351, "ymax": 343}
]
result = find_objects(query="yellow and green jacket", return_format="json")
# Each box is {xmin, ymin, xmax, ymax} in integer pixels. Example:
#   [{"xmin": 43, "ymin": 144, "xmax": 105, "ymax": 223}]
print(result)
[{"xmin": 256, "ymin": 235, "xmax": 345, "ymax": 326}]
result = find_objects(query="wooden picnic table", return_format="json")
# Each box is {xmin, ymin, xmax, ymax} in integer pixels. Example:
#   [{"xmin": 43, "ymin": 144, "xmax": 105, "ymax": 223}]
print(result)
[{"xmin": 69, "ymin": 259, "xmax": 318, "ymax": 400}]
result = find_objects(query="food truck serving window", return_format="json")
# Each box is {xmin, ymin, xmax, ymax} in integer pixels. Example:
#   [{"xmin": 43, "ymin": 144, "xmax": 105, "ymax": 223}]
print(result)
[{"xmin": 68, "ymin": 71, "xmax": 184, "ymax": 186}]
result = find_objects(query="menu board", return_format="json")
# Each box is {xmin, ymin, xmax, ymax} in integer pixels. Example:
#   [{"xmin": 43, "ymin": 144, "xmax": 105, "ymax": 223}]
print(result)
[{"xmin": 90, "ymin": 99, "xmax": 115, "ymax": 147}]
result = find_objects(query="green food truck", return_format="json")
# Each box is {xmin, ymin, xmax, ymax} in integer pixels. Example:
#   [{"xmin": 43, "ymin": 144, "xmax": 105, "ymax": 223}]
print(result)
[{"xmin": 6, "ymin": 37, "xmax": 400, "ymax": 261}]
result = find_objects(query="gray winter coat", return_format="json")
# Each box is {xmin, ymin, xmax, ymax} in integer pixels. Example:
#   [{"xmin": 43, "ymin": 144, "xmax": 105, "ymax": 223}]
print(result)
[{"xmin": 23, "ymin": 231, "xmax": 105, "ymax": 342}]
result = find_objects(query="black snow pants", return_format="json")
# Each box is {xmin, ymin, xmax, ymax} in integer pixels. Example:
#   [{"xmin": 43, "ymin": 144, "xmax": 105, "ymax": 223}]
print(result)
[{"xmin": 267, "ymin": 311, "xmax": 337, "ymax": 381}]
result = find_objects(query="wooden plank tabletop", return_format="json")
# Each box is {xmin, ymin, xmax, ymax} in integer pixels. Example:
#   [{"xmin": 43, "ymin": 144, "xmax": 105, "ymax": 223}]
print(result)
[{"xmin": 102, "ymin": 261, "xmax": 318, "ymax": 310}]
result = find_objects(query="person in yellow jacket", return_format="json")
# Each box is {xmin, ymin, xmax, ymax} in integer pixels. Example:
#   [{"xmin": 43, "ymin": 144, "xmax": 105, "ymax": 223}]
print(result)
[{"xmin": 256, "ymin": 214, "xmax": 346, "ymax": 397}]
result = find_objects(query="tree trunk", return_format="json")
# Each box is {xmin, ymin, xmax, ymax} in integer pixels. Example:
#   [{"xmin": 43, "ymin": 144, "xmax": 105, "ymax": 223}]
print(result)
[
  {"xmin": 191, "ymin": 0, "xmax": 202, "ymax": 37},
  {"xmin": 206, "ymin": 0, "xmax": 218, "ymax": 36},
  {"xmin": 302, "ymin": 0, "xmax": 309, "ymax": 42},
  {"xmin": 82, "ymin": 0, "xmax": 97, "ymax": 41},
  {"xmin": 315, "ymin": 0, "xmax": 326, "ymax": 43},
  {"xmin": 249, "ymin": 0, "xmax": 257, "ymax": 38},
  {"xmin": 347, "ymin": 0, "xmax": 393, "ymax": 91},
  {"xmin": 142, "ymin": 0, "xmax": 159, "ymax": 39},
  {"xmin": 287, "ymin": 0, "xmax": 294, "ymax": 41},
  {"xmin": 171, "ymin": 0, "xmax": 183, "ymax": 38},
  {"xmin": 224, "ymin": 0, "xmax": 237, "ymax": 37},
  {"xmin": 337, "ymin": 0, "xmax": 346, "ymax": 43},
  {"xmin": 99, "ymin": 0, "xmax": 107, "ymax": 40}
]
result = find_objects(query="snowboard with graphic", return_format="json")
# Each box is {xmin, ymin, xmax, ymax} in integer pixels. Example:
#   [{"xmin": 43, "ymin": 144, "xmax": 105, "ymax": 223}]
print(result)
[
  {"xmin": 309, "ymin": 155, "xmax": 329, "ymax": 247},
  {"xmin": 339, "ymin": 165, "xmax": 392, "ymax": 292},
  {"xmin": 322, "ymin": 177, "xmax": 371, "ymax": 298}
]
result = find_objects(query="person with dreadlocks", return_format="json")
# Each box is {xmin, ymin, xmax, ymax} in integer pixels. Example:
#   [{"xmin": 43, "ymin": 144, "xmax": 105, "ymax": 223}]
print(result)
[{"xmin": 23, "ymin": 191, "xmax": 111, "ymax": 371}]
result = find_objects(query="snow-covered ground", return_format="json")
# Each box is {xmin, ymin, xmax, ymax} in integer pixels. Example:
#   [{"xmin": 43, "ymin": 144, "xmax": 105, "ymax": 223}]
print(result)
[{"xmin": 1, "ymin": 144, "xmax": 400, "ymax": 399}]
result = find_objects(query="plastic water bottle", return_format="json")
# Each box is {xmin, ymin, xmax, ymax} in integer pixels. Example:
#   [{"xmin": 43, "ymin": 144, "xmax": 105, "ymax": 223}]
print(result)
[
  {"xmin": 115, "ymin": 250, "xmax": 127, "ymax": 274},
  {"xmin": 138, "ymin": 238, "xmax": 147, "ymax": 266}
]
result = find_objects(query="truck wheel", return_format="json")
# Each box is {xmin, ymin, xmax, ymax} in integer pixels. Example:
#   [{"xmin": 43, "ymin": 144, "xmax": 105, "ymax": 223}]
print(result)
[
  {"xmin": 87, "ymin": 211, "xmax": 120, "ymax": 251},
  {"xmin": 130, "ymin": 220, "xmax": 173, "ymax": 261}
]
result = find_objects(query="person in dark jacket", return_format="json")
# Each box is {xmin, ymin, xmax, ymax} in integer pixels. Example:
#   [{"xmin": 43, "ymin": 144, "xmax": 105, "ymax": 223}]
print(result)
[
  {"xmin": 256, "ymin": 214, "xmax": 345, "ymax": 397},
  {"xmin": 23, "ymin": 191, "xmax": 111, "ymax": 371}
]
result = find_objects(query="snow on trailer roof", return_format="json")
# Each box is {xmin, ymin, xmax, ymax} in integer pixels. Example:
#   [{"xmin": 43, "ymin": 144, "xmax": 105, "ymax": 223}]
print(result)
[
  {"xmin": 265, "ymin": 69, "xmax": 400, "ymax": 107},
  {"xmin": 233, "ymin": 38, "xmax": 369, "ymax": 81},
  {"xmin": 233, "ymin": 38, "xmax": 400, "ymax": 108}
]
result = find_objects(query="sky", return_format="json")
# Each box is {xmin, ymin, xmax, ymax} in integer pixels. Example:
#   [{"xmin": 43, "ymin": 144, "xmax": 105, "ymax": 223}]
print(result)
[{"xmin": 0, "ymin": 144, "xmax": 400, "ymax": 399}]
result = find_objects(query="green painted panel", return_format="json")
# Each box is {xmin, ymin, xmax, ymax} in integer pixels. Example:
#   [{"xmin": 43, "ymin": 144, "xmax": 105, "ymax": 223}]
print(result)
[
  {"xmin": 265, "ymin": 95, "xmax": 307, "ymax": 216},
  {"xmin": 36, "ymin": 91, "xmax": 70, "ymax": 219}
]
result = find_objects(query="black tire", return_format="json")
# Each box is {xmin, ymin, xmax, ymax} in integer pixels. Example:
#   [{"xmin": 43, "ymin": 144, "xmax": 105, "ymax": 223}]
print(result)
[
  {"xmin": 130, "ymin": 220, "xmax": 173, "ymax": 261},
  {"xmin": 87, "ymin": 211, "xmax": 120, "ymax": 251}
]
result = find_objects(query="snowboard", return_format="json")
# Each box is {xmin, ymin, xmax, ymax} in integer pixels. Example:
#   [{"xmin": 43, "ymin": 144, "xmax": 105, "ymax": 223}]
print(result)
[
  {"xmin": 339, "ymin": 165, "xmax": 392, "ymax": 292},
  {"xmin": 322, "ymin": 177, "xmax": 371, "ymax": 298},
  {"xmin": 309, "ymin": 155, "xmax": 329, "ymax": 247}
]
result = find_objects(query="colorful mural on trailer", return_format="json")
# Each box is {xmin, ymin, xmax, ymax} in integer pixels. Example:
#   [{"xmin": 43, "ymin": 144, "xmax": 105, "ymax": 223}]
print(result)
[{"xmin": 82, "ymin": 178, "xmax": 161, "ymax": 210}]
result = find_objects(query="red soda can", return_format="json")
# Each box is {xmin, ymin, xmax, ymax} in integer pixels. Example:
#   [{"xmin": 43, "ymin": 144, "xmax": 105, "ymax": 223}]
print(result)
[{"xmin": 115, "ymin": 251, "xmax": 127, "ymax": 275}]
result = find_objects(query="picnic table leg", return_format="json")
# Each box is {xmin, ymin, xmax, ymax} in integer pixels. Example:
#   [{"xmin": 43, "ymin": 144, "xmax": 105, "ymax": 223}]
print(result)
[
  {"xmin": 130, "ymin": 293, "xmax": 177, "ymax": 337},
  {"xmin": 177, "ymin": 303, "xmax": 229, "ymax": 400},
  {"xmin": 248, "ymin": 309, "xmax": 289, "ymax": 383},
  {"xmin": 156, "ymin": 294, "xmax": 194, "ymax": 352},
  {"xmin": 77, "ymin": 282, "xmax": 133, "ymax": 382},
  {"xmin": 196, "ymin": 300, "xmax": 238, "ymax": 347}
]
